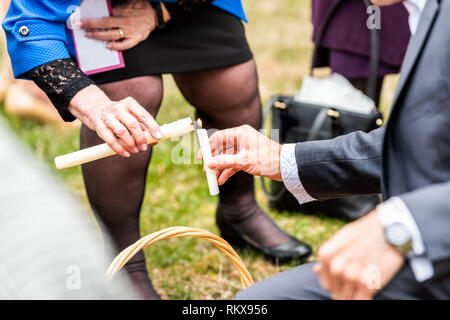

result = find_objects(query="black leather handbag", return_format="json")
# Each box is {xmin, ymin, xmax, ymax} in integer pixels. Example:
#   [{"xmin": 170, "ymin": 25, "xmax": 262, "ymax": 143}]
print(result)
[{"xmin": 262, "ymin": 0, "xmax": 383, "ymax": 221}]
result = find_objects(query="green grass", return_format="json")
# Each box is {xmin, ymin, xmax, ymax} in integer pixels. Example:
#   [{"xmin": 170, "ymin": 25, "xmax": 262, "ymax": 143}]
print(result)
[{"xmin": 0, "ymin": 0, "xmax": 398, "ymax": 299}]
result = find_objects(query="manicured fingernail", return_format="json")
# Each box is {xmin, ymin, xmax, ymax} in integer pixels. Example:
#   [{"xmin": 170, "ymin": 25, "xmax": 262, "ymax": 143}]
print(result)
[
  {"xmin": 133, "ymin": 147, "xmax": 139, "ymax": 153},
  {"xmin": 124, "ymin": 152, "xmax": 131, "ymax": 157},
  {"xmin": 73, "ymin": 21, "xmax": 83, "ymax": 29},
  {"xmin": 155, "ymin": 131, "xmax": 162, "ymax": 140},
  {"xmin": 85, "ymin": 32, "xmax": 92, "ymax": 37},
  {"xmin": 106, "ymin": 42, "xmax": 113, "ymax": 49},
  {"xmin": 141, "ymin": 144, "xmax": 147, "ymax": 151}
]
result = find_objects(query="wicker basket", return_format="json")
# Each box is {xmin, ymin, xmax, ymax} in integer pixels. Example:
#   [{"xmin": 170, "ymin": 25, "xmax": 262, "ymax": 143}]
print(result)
[{"xmin": 106, "ymin": 227, "xmax": 254, "ymax": 289}]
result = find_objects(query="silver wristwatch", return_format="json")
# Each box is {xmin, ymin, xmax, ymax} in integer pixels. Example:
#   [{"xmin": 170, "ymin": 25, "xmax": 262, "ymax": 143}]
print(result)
[{"xmin": 384, "ymin": 222, "xmax": 413, "ymax": 256}]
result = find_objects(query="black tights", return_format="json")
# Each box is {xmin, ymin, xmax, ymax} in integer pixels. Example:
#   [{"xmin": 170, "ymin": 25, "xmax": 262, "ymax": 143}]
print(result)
[{"xmin": 81, "ymin": 60, "xmax": 289, "ymax": 299}]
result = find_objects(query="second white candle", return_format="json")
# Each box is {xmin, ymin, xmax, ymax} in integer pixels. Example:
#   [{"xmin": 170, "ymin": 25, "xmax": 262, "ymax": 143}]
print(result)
[{"xmin": 196, "ymin": 127, "xmax": 220, "ymax": 196}]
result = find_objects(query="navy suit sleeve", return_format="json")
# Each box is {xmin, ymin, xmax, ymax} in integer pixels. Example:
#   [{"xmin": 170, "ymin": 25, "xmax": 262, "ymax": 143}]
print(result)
[
  {"xmin": 2, "ymin": 0, "xmax": 81, "ymax": 78},
  {"xmin": 294, "ymin": 126, "xmax": 385, "ymax": 199},
  {"xmin": 399, "ymin": 181, "xmax": 450, "ymax": 279}
]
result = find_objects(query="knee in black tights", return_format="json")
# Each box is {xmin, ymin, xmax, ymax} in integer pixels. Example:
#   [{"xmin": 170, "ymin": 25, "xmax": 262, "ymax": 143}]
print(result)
[{"xmin": 173, "ymin": 59, "xmax": 261, "ymax": 130}]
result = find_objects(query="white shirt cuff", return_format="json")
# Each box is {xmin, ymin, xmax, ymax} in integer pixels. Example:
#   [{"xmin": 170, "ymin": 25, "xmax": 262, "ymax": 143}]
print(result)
[
  {"xmin": 280, "ymin": 144, "xmax": 315, "ymax": 205},
  {"xmin": 377, "ymin": 197, "xmax": 434, "ymax": 282}
]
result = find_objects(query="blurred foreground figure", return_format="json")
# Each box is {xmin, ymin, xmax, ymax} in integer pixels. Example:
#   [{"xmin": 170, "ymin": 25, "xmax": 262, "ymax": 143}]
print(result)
[{"xmin": 0, "ymin": 119, "xmax": 136, "ymax": 299}]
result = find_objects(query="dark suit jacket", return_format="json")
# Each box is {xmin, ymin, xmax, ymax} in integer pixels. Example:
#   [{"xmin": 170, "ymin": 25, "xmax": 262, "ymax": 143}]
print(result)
[{"xmin": 295, "ymin": 0, "xmax": 450, "ymax": 298}]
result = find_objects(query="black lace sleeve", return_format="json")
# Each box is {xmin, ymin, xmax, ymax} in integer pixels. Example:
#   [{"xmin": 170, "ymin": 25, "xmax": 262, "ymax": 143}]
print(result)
[{"xmin": 26, "ymin": 59, "xmax": 95, "ymax": 122}]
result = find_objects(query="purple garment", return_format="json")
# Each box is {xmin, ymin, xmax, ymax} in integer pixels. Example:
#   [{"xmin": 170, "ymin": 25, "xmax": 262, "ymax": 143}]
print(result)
[{"xmin": 312, "ymin": 0, "xmax": 411, "ymax": 78}]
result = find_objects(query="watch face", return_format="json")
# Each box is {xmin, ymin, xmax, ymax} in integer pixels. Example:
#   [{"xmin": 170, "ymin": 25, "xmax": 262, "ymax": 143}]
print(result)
[{"xmin": 386, "ymin": 222, "xmax": 411, "ymax": 247}]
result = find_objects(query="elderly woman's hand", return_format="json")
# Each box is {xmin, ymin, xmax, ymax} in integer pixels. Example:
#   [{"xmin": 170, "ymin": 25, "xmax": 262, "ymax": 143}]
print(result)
[
  {"xmin": 198, "ymin": 125, "xmax": 283, "ymax": 185},
  {"xmin": 80, "ymin": 0, "xmax": 171, "ymax": 51},
  {"xmin": 68, "ymin": 85, "xmax": 162, "ymax": 158}
]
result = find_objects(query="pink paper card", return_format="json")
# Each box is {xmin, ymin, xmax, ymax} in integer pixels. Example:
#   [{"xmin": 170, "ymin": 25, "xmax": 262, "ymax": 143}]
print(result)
[{"xmin": 70, "ymin": 0, "xmax": 125, "ymax": 75}]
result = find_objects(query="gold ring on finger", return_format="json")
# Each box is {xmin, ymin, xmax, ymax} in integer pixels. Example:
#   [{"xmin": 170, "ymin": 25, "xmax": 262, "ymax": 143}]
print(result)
[{"xmin": 118, "ymin": 28, "xmax": 125, "ymax": 40}]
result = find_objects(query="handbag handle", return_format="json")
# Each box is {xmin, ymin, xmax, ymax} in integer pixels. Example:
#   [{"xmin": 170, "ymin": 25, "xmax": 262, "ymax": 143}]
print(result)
[
  {"xmin": 260, "ymin": 97, "xmax": 288, "ymax": 202},
  {"xmin": 311, "ymin": 0, "xmax": 380, "ymax": 103},
  {"xmin": 307, "ymin": 109, "xmax": 328, "ymax": 141}
]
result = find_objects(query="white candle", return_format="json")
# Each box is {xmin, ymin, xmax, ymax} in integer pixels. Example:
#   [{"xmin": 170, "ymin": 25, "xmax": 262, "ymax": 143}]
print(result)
[
  {"xmin": 196, "ymin": 120, "xmax": 220, "ymax": 196},
  {"xmin": 55, "ymin": 117, "xmax": 194, "ymax": 169}
]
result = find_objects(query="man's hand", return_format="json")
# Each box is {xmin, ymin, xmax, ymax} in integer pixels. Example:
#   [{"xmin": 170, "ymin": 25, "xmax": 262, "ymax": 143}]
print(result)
[
  {"xmin": 80, "ymin": 0, "xmax": 171, "ymax": 51},
  {"xmin": 198, "ymin": 125, "xmax": 282, "ymax": 185},
  {"xmin": 314, "ymin": 210, "xmax": 405, "ymax": 300}
]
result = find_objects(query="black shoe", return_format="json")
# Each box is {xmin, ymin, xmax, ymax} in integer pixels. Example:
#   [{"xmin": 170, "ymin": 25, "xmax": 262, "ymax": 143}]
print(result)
[{"xmin": 216, "ymin": 210, "xmax": 312, "ymax": 263}]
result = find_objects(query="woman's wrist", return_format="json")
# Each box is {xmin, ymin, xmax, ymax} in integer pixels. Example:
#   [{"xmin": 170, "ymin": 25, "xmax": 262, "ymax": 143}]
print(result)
[
  {"xmin": 68, "ymin": 85, "xmax": 111, "ymax": 130},
  {"xmin": 161, "ymin": 3, "xmax": 172, "ymax": 23}
]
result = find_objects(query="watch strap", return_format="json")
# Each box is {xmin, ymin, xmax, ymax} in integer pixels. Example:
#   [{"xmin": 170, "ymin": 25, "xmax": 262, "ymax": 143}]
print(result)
[
  {"xmin": 395, "ymin": 239, "xmax": 414, "ymax": 256},
  {"xmin": 152, "ymin": 2, "xmax": 166, "ymax": 29}
]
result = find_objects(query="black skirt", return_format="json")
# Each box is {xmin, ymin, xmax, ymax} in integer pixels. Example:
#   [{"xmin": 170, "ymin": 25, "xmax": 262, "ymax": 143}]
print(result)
[{"xmin": 90, "ymin": 5, "xmax": 253, "ymax": 85}]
